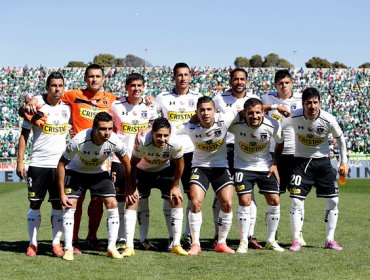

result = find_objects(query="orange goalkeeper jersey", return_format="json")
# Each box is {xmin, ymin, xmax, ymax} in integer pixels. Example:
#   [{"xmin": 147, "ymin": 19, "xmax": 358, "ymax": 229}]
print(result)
[{"xmin": 61, "ymin": 89, "xmax": 117, "ymax": 133}]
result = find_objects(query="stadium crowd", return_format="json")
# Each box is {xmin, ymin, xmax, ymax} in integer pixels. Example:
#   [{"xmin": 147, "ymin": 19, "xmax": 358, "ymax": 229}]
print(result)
[{"xmin": 0, "ymin": 66, "xmax": 369, "ymax": 159}]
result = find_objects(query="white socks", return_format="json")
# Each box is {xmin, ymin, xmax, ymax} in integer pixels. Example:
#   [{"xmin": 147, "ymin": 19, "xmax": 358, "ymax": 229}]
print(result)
[
  {"xmin": 217, "ymin": 210, "xmax": 233, "ymax": 245},
  {"xmin": 137, "ymin": 198, "xmax": 149, "ymax": 243},
  {"xmin": 27, "ymin": 209, "xmax": 41, "ymax": 247},
  {"xmin": 124, "ymin": 209, "xmax": 137, "ymax": 248},
  {"xmin": 117, "ymin": 201, "xmax": 126, "ymax": 242},
  {"xmin": 325, "ymin": 197, "xmax": 339, "ymax": 242},
  {"xmin": 183, "ymin": 199, "xmax": 191, "ymax": 236},
  {"xmin": 248, "ymin": 200, "xmax": 257, "ymax": 237},
  {"xmin": 106, "ymin": 208, "xmax": 119, "ymax": 250},
  {"xmin": 62, "ymin": 208, "xmax": 75, "ymax": 249},
  {"xmin": 171, "ymin": 208, "xmax": 183, "ymax": 246},
  {"xmin": 290, "ymin": 198, "xmax": 304, "ymax": 240},
  {"xmin": 237, "ymin": 205, "xmax": 251, "ymax": 243},
  {"xmin": 189, "ymin": 211, "xmax": 202, "ymax": 245},
  {"xmin": 51, "ymin": 209, "xmax": 63, "ymax": 245},
  {"xmin": 265, "ymin": 205, "xmax": 280, "ymax": 243}
]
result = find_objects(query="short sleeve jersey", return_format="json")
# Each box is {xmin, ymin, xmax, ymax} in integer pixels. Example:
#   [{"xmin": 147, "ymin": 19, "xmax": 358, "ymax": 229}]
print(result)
[
  {"xmin": 175, "ymin": 111, "xmax": 237, "ymax": 168},
  {"xmin": 155, "ymin": 90, "xmax": 203, "ymax": 153},
  {"xmin": 109, "ymin": 97, "xmax": 157, "ymax": 160},
  {"xmin": 229, "ymin": 113, "xmax": 283, "ymax": 171},
  {"xmin": 22, "ymin": 95, "xmax": 71, "ymax": 168},
  {"xmin": 61, "ymin": 89, "xmax": 116, "ymax": 133},
  {"xmin": 261, "ymin": 91, "xmax": 302, "ymax": 155},
  {"xmin": 132, "ymin": 133, "xmax": 184, "ymax": 172},
  {"xmin": 63, "ymin": 128, "xmax": 126, "ymax": 173},
  {"xmin": 213, "ymin": 91, "xmax": 259, "ymax": 144},
  {"xmin": 286, "ymin": 108, "xmax": 343, "ymax": 158}
]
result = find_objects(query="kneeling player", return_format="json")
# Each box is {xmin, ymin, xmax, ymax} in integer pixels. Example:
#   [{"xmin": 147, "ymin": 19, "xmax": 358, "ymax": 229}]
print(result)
[
  {"xmin": 57, "ymin": 112, "xmax": 133, "ymax": 261},
  {"xmin": 229, "ymin": 98, "xmax": 284, "ymax": 252},
  {"xmin": 130, "ymin": 117, "xmax": 188, "ymax": 256}
]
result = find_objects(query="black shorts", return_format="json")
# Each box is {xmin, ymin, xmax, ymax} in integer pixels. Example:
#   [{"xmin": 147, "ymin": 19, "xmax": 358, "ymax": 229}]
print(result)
[
  {"xmin": 289, "ymin": 157, "xmax": 338, "ymax": 199},
  {"xmin": 27, "ymin": 166, "xmax": 59, "ymax": 202},
  {"xmin": 171, "ymin": 152, "xmax": 193, "ymax": 193},
  {"xmin": 111, "ymin": 162, "xmax": 126, "ymax": 197},
  {"xmin": 234, "ymin": 169, "xmax": 280, "ymax": 195},
  {"xmin": 137, "ymin": 166, "xmax": 179, "ymax": 199},
  {"xmin": 189, "ymin": 167, "xmax": 233, "ymax": 194},
  {"xmin": 277, "ymin": 154, "xmax": 295, "ymax": 194},
  {"xmin": 64, "ymin": 170, "xmax": 116, "ymax": 199},
  {"xmin": 227, "ymin": 144, "xmax": 235, "ymax": 176}
]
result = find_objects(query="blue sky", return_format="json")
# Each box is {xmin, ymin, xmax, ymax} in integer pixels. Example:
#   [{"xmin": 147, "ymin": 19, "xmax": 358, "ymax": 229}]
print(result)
[{"xmin": 1, "ymin": 0, "xmax": 369, "ymax": 68}]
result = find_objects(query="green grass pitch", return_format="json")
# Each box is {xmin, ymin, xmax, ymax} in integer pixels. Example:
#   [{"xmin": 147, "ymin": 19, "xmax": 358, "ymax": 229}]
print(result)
[{"xmin": 0, "ymin": 179, "xmax": 369, "ymax": 280}]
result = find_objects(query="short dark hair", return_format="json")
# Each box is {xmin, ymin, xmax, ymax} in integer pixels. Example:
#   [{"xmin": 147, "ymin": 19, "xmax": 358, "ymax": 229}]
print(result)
[
  {"xmin": 197, "ymin": 96, "xmax": 214, "ymax": 109},
  {"xmin": 244, "ymin": 98, "xmax": 263, "ymax": 110},
  {"xmin": 230, "ymin": 68, "xmax": 248, "ymax": 81},
  {"xmin": 152, "ymin": 117, "xmax": 171, "ymax": 132},
  {"xmin": 173, "ymin": 62, "xmax": 190, "ymax": 76},
  {"xmin": 274, "ymin": 69, "xmax": 293, "ymax": 84},
  {"xmin": 46, "ymin": 71, "xmax": 64, "ymax": 88},
  {"xmin": 85, "ymin": 64, "xmax": 104, "ymax": 77},
  {"xmin": 126, "ymin": 73, "xmax": 145, "ymax": 86},
  {"xmin": 93, "ymin": 112, "xmax": 113, "ymax": 129},
  {"xmin": 302, "ymin": 87, "xmax": 321, "ymax": 103}
]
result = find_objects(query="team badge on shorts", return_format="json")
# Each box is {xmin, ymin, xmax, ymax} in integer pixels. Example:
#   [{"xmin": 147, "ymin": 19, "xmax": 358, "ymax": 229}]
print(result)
[
  {"xmin": 190, "ymin": 174, "xmax": 199, "ymax": 180},
  {"xmin": 290, "ymin": 187, "xmax": 301, "ymax": 195},
  {"xmin": 65, "ymin": 188, "xmax": 72, "ymax": 195},
  {"xmin": 236, "ymin": 184, "xmax": 245, "ymax": 191}
]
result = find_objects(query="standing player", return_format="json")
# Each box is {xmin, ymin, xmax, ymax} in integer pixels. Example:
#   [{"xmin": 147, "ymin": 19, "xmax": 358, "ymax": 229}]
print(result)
[
  {"xmin": 109, "ymin": 73, "xmax": 157, "ymax": 250},
  {"xmin": 25, "ymin": 64, "xmax": 117, "ymax": 253},
  {"xmin": 16, "ymin": 72, "xmax": 70, "ymax": 257},
  {"xmin": 175, "ymin": 96, "xmax": 237, "ymax": 255},
  {"xmin": 57, "ymin": 112, "xmax": 132, "ymax": 261},
  {"xmin": 229, "ymin": 98, "xmax": 284, "ymax": 253},
  {"xmin": 286, "ymin": 87, "xmax": 347, "ymax": 251},
  {"xmin": 151, "ymin": 62, "xmax": 203, "ymax": 249},
  {"xmin": 262, "ymin": 69, "xmax": 306, "ymax": 246},
  {"xmin": 212, "ymin": 68, "xmax": 262, "ymax": 249},
  {"xmin": 129, "ymin": 117, "xmax": 188, "ymax": 256}
]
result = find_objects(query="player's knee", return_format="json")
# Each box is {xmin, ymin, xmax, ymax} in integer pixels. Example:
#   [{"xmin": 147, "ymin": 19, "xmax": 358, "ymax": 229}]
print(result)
[
  {"xmin": 326, "ymin": 197, "xmax": 339, "ymax": 210},
  {"xmin": 238, "ymin": 194, "xmax": 251, "ymax": 206},
  {"xmin": 30, "ymin": 201, "xmax": 42, "ymax": 209},
  {"xmin": 290, "ymin": 197, "xmax": 304, "ymax": 213}
]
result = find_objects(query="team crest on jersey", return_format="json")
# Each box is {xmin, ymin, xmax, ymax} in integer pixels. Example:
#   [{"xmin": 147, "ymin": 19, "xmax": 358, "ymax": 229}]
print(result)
[
  {"xmin": 103, "ymin": 149, "xmax": 112, "ymax": 157},
  {"xmin": 141, "ymin": 111, "xmax": 148, "ymax": 118},
  {"xmin": 62, "ymin": 110, "xmax": 68, "ymax": 118},
  {"xmin": 317, "ymin": 126, "xmax": 325, "ymax": 134},
  {"xmin": 214, "ymin": 129, "xmax": 222, "ymax": 137},
  {"xmin": 102, "ymin": 98, "xmax": 108, "ymax": 105},
  {"xmin": 162, "ymin": 152, "xmax": 170, "ymax": 158},
  {"xmin": 189, "ymin": 99, "xmax": 195, "ymax": 107},
  {"xmin": 291, "ymin": 104, "xmax": 297, "ymax": 110},
  {"xmin": 260, "ymin": 133, "xmax": 268, "ymax": 140}
]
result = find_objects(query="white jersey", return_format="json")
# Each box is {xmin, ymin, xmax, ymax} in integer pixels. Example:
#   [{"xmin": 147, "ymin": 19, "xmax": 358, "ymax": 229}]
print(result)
[
  {"xmin": 109, "ymin": 97, "xmax": 157, "ymax": 161},
  {"xmin": 155, "ymin": 89, "xmax": 203, "ymax": 153},
  {"xmin": 22, "ymin": 95, "xmax": 71, "ymax": 168},
  {"xmin": 213, "ymin": 91, "xmax": 259, "ymax": 144},
  {"xmin": 132, "ymin": 133, "xmax": 184, "ymax": 172},
  {"xmin": 175, "ymin": 111, "xmax": 237, "ymax": 168},
  {"xmin": 261, "ymin": 91, "xmax": 302, "ymax": 155},
  {"xmin": 63, "ymin": 128, "xmax": 126, "ymax": 174},
  {"xmin": 229, "ymin": 113, "xmax": 283, "ymax": 171},
  {"xmin": 285, "ymin": 109, "xmax": 343, "ymax": 159}
]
